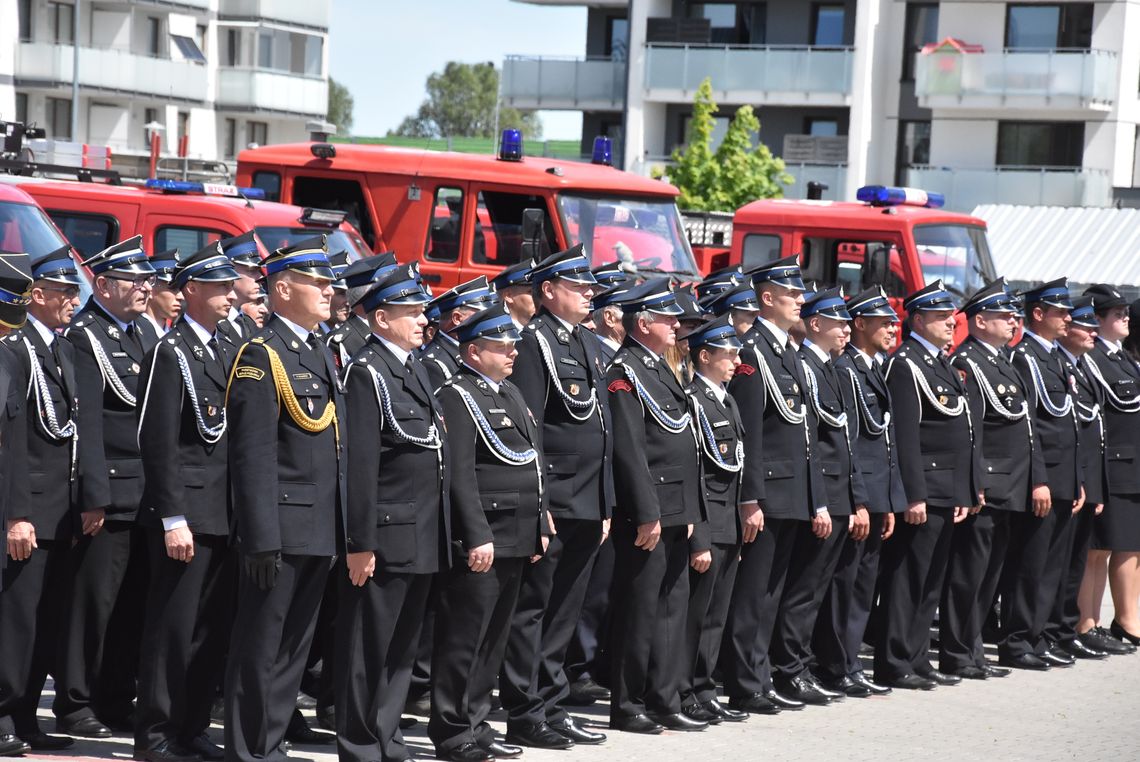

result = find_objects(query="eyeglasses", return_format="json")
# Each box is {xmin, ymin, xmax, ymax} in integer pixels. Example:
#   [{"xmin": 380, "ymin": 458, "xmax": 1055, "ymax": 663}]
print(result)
[
  {"xmin": 109, "ymin": 275, "xmax": 157, "ymax": 289},
  {"xmin": 41, "ymin": 286, "xmax": 81, "ymax": 299}
]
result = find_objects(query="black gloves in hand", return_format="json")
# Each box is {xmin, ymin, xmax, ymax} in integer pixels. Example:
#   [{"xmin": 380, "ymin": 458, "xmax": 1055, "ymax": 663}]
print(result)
[{"xmin": 243, "ymin": 550, "xmax": 282, "ymax": 591}]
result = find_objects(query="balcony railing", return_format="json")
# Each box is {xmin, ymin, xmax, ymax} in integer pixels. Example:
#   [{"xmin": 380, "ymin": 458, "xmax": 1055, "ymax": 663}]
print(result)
[
  {"xmin": 15, "ymin": 43, "xmax": 208, "ymax": 102},
  {"xmin": 915, "ymin": 48, "xmax": 1117, "ymax": 109},
  {"xmin": 216, "ymin": 68, "xmax": 328, "ymax": 116},
  {"xmin": 220, "ymin": 0, "xmax": 329, "ymax": 29},
  {"xmin": 645, "ymin": 44, "xmax": 854, "ymax": 103},
  {"xmin": 905, "ymin": 166, "xmax": 1113, "ymax": 211},
  {"xmin": 502, "ymin": 56, "xmax": 625, "ymax": 111}
]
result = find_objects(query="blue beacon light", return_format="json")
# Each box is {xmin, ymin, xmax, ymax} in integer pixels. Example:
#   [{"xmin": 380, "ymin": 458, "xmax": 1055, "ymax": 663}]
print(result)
[
  {"xmin": 499, "ymin": 128, "xmax": 523, "ymax": 162},
  {"xmin": 591, "ymin": 136, "xmax": 613, "ymax": 166},
  {"xmin": 856, "ymin": 185, "xmax": 945, "ymax": 209}
]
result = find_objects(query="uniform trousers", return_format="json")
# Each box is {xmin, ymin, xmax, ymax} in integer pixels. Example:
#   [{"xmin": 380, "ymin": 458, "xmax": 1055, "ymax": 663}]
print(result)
[
  {"xmin": 1000, "ymin": 505, "xmax": 1073, "ymax": 658},
  {"xmin": 680, "ymin": 542, "xmax": 739, "ymax": 706},
  {"xmin": 135, "ymin": 531, "xmax": 232, "ymax": 750},
  {"xmin": 771, "ymin": 520, "xmax": 846, "ymax": 682},
  {"xmin": 335, "ymin": 570, "xmax": 431, "ymax": 762},
  {"xmin": 225, "ymin": 554, "xmax": 329, "ymax": 762},
  {"xmin": 608, "ymin": 523, "xmax": 689, "ymax": 720},
  {"xmin": 564, "ymin": 537, "xmax": 614, "ymax": 686},
  {"xmin": 429, "ymin": 557, "xmax": 526, "ymax": 754},
  {"xmin": 54, "ymin": 520, "xmax": 148, "ymax": 724},
  {"xmin": 1055, "ymin": 505, "xmax": 1097, "ymax": 646},
  {"xmin": 1044, "ymin": 505, "xmax": 1085, "ymax": 647},
  {"xmin": 722, "ymin": 517, "xmax": 798, "ymax": 697},
  {"xmin": 813, "ymin": 513, "xmax": 887, "ymax": 681},
  {"xmin": 939, "ymin": 511, "xmax": 1010, "ymax": 672},
  {"xmin": 0, "ymin": 541, "xmax": 69, "ymax": 736},
  {"xmin": 874, "ymin": 505, "xmax": 955, "ymax": 681},
  {"xmin": 500, "ymin": 518, "xmax": 601, "ymax": 728}
]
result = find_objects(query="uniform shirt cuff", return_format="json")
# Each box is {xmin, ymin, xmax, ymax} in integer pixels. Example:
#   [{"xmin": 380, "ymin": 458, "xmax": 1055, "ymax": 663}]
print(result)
[{"xmin": 162, "ymin": 516, "xmax": 189, "ymax": 531}]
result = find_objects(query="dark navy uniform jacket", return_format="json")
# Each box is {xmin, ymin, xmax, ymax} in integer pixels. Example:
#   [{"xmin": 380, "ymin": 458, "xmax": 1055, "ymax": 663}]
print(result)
[
  {"xmin": 136, "ymin": 318, "xmax": 233, "ymax": 536},
  {"xmin": 438, "ymin": 366, "xmax": 546, "ymax": 559},
  {"xmin": 342, "ymin": 334, "xmax": 450, "ymax": 575},
  {"xmin": 686, "ymin": 375, "xmax": 743, "ymax": 551},
  {"xmin": 1012, "ymin": 333, "xmax": 1081, "ymax": 502},
  {"xmin": 952, "ymin": 335, "xmax": 1043, "ymax": 513},
  {"xmin": 606, "ymin": 340, "xmax": 702, "ymax": 529},
  {"xmin": 511, "ymin": 309, "xmax": 614, "ymax": 522},
  {"xmin": 67, "ymin": 299, "xmax": 157, "ymax": 519},
  {"xmin": 6, "ymin": 323, "xmax": 78, "ymax": 541},
  {"xmin": 226, "ymin": 314, "xmax": 347, "ymax": 557},
  {"xmin": 1084, "ymin": 338, "xmax": 1140, "ymax": 497},
  {"xmin": 800, "ymin": 342, "xmax": 868, "ymax": 517},
  {"xmin": 835, "ymin": 345, "xmax": 906, "ymax": 514}
]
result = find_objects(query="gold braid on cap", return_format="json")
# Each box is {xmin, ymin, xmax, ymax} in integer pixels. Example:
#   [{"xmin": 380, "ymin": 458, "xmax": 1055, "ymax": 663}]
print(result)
[{"xmin": 226, "ymin": 338, "xmax": 340, "ymax": 444}]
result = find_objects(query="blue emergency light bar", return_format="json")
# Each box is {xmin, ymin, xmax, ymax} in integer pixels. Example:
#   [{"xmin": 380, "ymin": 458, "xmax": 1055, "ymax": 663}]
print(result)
[
  {"xmin": 145, "ymin": 178, "xmax": 267, "ymax": 200},
  {"xmin": 499, "ymin": 129, "xmax": 523, "ymax": 162},
  {"xmin": 592, "ymin": 136, "xmax": 613, "ymax": 166},
  {"xmin": 856, "ymin": 185, "xmax": 945, "ymax": 209}
]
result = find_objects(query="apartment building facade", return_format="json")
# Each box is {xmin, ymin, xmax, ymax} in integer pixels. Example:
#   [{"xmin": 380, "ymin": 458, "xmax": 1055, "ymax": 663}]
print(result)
[
  {"xmin": 0, "ymin": 0, "xmax": 330, "ymax": 171},
  {"xmin": 502, "ymin": 0, "xmax": 1140, "ymax": 210}
]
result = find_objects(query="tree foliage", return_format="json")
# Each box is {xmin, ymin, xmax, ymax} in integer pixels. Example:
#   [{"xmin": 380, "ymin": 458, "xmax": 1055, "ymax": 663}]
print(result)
[
  {"xmin": 662, "ymin": 78, "xmax": 791, "ymax": 211},
  {"xmin": 327, "ymin": 77, "xmax": 354, "ymax": 134},
  {"xmin": 392, "ymin": 61, "xmax": 542, "ymax": 140}
]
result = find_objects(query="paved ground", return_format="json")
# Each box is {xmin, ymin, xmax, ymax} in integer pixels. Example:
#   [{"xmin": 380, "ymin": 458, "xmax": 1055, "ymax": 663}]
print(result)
[{"xmin": 29, "ymin": 609, "xmax": 1140, "ymax": 762}]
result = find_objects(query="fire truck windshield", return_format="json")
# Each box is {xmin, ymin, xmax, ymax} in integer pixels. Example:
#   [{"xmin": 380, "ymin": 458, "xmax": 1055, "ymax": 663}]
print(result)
[
  {"xmin": 557, "ymin": 194, "xmax": 699, "ymax": 278},
  {"xmin": 914, "ymin": 223, "xmax": 996, "ymax": 297},
  {"xmin": 255, "ymin": 227, "xmax": 371, "ymax": 261},
  {"xmin": 0, "ymin": 200, "xmax": 68, "ymax": 258}
]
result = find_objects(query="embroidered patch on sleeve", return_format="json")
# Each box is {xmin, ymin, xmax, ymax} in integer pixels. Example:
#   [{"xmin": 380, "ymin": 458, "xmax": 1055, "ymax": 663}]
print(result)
[
  {"xmin": 735, "ymin": 364, "xmax": 756, "ymax": 376},
  {"xmin": 608, "ymin": 379, "xmax": 633, "ymax": 393},
  {"xmin": 235, "ymin": 366, "xmax": 265, "ymax": 381}
]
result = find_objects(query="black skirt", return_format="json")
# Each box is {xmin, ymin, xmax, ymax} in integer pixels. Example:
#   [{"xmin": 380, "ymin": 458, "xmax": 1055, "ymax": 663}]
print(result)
[{"xmin": 1092, "ymin": 492, "xmax": 1140, "ymax": 552}]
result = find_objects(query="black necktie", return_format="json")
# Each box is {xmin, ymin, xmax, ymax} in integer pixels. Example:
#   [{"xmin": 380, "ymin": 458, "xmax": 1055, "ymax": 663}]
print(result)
[
  {"xmin": 125, "ymin": 323, "xmax": 142, "ymax": 353},
  {"xmin": 49, "ymin": 338, "xmax": 63, "ymax": 374},
  {"xmin": 207, "ymin": 336, "xmax": 227, "ymax": 376}
]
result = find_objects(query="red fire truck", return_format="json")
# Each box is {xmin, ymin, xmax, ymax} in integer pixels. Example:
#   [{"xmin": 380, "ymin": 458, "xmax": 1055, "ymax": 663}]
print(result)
[{"xmin": 234, "ymin": 133, "xmax": 701, "ymax": 290}]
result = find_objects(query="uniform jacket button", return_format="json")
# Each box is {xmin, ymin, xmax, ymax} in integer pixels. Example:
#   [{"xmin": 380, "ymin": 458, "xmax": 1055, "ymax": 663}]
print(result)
[{"xmin": 491, "ymin": 502, "xmax": 498, "ymax": 508}]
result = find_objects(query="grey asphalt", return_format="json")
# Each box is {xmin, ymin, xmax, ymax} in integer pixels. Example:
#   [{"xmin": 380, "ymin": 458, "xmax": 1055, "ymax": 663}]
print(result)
[{"xmin": 31, "ymin": 603, "xmax": 1139, "ymax": 762}]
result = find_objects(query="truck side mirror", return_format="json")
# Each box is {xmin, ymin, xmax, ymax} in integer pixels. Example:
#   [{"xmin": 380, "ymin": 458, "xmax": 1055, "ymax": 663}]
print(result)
[
  {"xmin": 864, "ymin": 244, "xmax": 890, "ymax": 288},
  {"xmin": 521, "ymin": 208, "xmax": 545, "ymax": 260}
]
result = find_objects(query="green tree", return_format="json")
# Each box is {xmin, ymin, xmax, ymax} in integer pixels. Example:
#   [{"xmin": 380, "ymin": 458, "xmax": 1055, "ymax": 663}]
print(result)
[
  {"xmin": 327, "ymin": 77, "xmax": 354, "ymax": 134},
  {"xmin": 391, "ymin": 61, "xmax": 542, "ymax": 140},
  {"xmin": 661, "ymin": 78, "xmax": 791, "ymax": 211}
]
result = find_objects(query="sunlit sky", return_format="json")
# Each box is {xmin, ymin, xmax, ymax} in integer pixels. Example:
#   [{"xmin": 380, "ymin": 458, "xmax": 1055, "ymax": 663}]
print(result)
[{"xmin": 328, "ymin": 0, "xmax": 587, "ymax": 140}]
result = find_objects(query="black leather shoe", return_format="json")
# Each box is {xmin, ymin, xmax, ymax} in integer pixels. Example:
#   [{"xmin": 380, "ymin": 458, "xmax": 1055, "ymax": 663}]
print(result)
[
  {"xmin": 728, "ymin": 693, "xmax": 780, "ymax": 715},
  {"xmin": 804, "ymin": 675, "xmax": 844, "ymax": 700},
  {"xmin": 849, "ymin": 672, "xmax": 891, "ymax": 695},
  {"xmin": 182, "ymin": 734, "xmax": 223, "ymax": 761},
  {"xmin": 1081, "ymin": 628, "xmax": 1134, "ymax": 655},
  {"xmin": 982, "ymin": 663, "xmax": 1011, "ymax": 678},
  {"xmin": 881, "ymin": 674, "xmax": 937, "ymax": 691},
  {"xmin": 133, "ymin": 740, "xmax": 203, "ymax": 762},
  {"xmin": 1058, "ymin": 638, "xmax": 1107, "ymax": 660},
  {"xmin": 284, "ymin": 711, "xmax": 335, "ymax": 745},
  {"xmin": 762, "ymin": 688, "xmax": 804, "ymax": 710},
  {"xmin": 917, "ymin": 668, "xmax": 961, "ymax": 686},
  {"xmin": 548, "ymin": 716, "xmax": 605, "ymax": 745},
  {"xmin": 505, "ymin": 721, "xmax": 574, "ymax": 750},
  {"xmin": 440, "ymin": 742, "xmax": 493, "ymax": 762},
  {"xmin": 998, "ymin": 653, "xmax": 1050, "ymax": 671},
  {"xmin": 609, "ymin": 714, "xmax": 664, "ymax": 735},
  {"xmin": 1110, "ymin": 619, "xmax": 1140, "ymax": 646},
  {"xmin": 819, "ymin": 675, "xmax": 870, "ymax": 698},
  {"xmin": 565, "ymin": 678, "xmax": 610, "ymax": 706},
  {"xmin": 18, "ymin": 732, "xmax": 73, "ymax": 751},
  {"xmin": 1096, "ymin": 625, "xmax": 1137, "ymax": 653},
  {"xmin": 946, "ymin": 665, "xmax": 988, "ymax": 680},
  {"xmin": 295, "ymin": 691, "xmax": 317, "ymax": 710},
  {"xmin": 315, "ymin": 705, "xmax": 336, "ymax": 731},
  {"xmin": 480, "ymin": 741, "xmax": 523, "ymax": 759},
  {"xmin": 0, "ymin": 735, "xmax": 30, "ymax": 757},
  {"xmin": 209, "ymin": 698, "xmax": 225, "ymax": 724},
  {"xmin": 774, "ymin": 676, "xmax": 831, "ymax": 706},
  {"xmin": 1039, "ymin": 648, "xmax": 1075, "ymax": 668},
  {"xmin": 58, "ymin": 716, "xmax": 112, "ymax": 738},
  {"xmin": 701, "ymin": 700, "xmax": 747, "ymax": 722},
  {"xmin": 647, "ymin": 712, "xmax": 707, "ymax": 731},
  {"xmin": 400, "ymin": 716, "xmax": 419, "ymax": 730},
  {"xmin": 405, "ymin": 693, "xmax": 431, "ymax": 717},
  {"xmin": 682, "ymin": 703, "xmax": 720, "ymax": 724}
]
